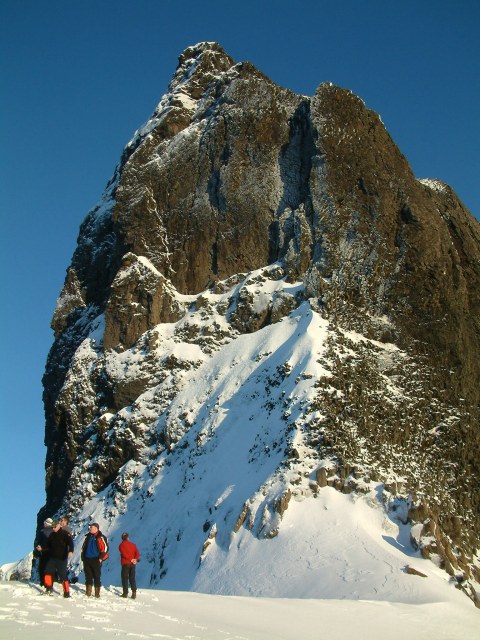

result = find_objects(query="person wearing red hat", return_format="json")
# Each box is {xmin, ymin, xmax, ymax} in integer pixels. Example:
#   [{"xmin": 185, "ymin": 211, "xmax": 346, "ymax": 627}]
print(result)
[{"xmin": 118, "ymin": 533, "xmax": 140, "ymax": 599}]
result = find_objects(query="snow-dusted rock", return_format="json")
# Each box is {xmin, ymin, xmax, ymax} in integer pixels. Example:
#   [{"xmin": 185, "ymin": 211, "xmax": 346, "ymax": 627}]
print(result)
[{"xmin": 39, "ymin": 43, "xmax": 480, "ymax": 605}]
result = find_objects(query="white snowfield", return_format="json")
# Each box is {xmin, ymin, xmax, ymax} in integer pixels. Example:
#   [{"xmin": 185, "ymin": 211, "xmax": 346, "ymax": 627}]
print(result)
[{"xmin": 0, "ymin": 580, "xmax": 478, "ymax": 640}]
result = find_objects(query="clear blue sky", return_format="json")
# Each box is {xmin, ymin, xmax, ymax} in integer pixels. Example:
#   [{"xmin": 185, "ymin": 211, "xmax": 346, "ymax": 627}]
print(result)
[{"xmin": 1, "ymin": 0, "xmax": 478, "ymax": 566}]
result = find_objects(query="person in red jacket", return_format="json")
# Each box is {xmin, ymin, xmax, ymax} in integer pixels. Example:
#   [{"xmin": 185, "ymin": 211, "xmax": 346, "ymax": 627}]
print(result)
[{"xmin": 118, "ymin": 533, "xmax": 140, "ymax": 599}]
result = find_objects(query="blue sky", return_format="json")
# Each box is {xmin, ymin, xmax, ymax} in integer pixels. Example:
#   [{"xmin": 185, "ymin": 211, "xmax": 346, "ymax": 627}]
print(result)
[{"xmin": 0, "ymin": 0, "xmax": 478, "ymax": 566}]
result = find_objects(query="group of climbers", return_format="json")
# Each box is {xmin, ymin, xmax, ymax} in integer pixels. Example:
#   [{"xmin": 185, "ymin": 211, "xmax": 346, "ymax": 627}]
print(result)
[{"xmin": 34, "ymin": 517, "xmax": 140, "ymax": 599}]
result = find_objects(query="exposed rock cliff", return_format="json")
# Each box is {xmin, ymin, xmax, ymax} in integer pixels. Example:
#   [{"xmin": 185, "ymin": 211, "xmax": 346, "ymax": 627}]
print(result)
[{"xmin": 41, "ymin": 42, "xmax": 480, "ymax": 602}]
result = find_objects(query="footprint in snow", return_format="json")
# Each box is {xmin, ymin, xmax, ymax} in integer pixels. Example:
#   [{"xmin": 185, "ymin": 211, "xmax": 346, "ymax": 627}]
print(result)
[
  {"xmin": 82, "ymin": 613, "xmax": 112, "ymax": 622},
  {"xmin": 70, "ymin": 625, "xmax": 95, "ymax": 631},
  {"xmin": 11, "ymin": 618, "xmax": 39, "ymax": 627},
  {"xmin": 44, "ymin": 609, "xmax": 71, "ymax": 618}
]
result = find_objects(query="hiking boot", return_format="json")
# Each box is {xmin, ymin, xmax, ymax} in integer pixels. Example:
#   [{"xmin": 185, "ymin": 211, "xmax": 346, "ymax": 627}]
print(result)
[
  {"xmin": 45, "ymin": 588, "xmax": 53, "ymax": 596},
  {"xmin": 121, "ymin": 592, "xmax": 128, "ymax": 598},
  {"xmin": 131, "ymin": 591, "xmax": 136, "ymax": 600},
  {"xmin": 63, "ymin": 592, "xmax": 71, "ymax": 598},
  {"xmin": 85, "ymin": 584, "xmax": 92, "ymax": 597},
  {"xmin": 94, "ymin": 586, "xmax": 101, "ymax": 598}
]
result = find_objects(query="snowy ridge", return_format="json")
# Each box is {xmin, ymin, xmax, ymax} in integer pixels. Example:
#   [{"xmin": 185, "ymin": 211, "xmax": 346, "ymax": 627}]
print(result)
[{"xmin": 418, "ymin": 178, "xmax": 448, "ymax": 193}]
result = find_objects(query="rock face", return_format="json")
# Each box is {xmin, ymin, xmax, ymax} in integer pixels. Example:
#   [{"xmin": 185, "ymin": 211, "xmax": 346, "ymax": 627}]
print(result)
[{"xmin": 41, "ymin": 43, "xmax": 480, "ymax": 600}]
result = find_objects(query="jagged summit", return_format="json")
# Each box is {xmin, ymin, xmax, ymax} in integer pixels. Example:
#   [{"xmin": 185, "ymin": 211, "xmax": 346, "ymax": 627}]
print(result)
[
  {"xmin": 167, "ymin": 41, "xmax": 236, "ymax": 99},
  {"xmin": 41, "ymin": 44, "xmax": 480, "ymax": 605},
  {"xmin": 175, "ymin": 41, "xmax": 234, "ymax": 73},
  {"xmin": 179, "ymin": 40, "xmax": 226, "ymax": 59}
]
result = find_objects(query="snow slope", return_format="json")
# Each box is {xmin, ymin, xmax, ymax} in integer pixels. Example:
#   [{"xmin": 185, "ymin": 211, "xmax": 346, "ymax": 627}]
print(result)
[
  {"xmin": 57, "ymin": 275, "xmax": 426, "ymax": 594},
  {"xmin": 3, "ymin": 482, "xmax": 477, "ymax": 638},
  {"xmin": 0, "ymin": 580, "xmax": 477, "ymax": 640}
]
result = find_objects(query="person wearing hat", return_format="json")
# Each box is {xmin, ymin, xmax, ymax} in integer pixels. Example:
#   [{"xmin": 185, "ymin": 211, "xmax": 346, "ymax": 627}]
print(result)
[
  {"xmin": 118, "ymin": 533, "xmax": 140, "ymax": 599},
  {"xmin": 81, "ymin": 522, "xmax": 109, "ymax": 598},
  {"xmin": 34, "ymin": 518, "xmax": 54, "ymax": 587},
  {"xmin": 43, "ymin": 520, "xmax": 74, "ymax": 597}
]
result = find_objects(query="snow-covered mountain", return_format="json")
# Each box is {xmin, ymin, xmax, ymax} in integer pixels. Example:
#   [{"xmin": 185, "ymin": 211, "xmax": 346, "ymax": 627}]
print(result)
[{"xmin": 34, "ymin": 43, "xmax": 480, "ymax": 606}]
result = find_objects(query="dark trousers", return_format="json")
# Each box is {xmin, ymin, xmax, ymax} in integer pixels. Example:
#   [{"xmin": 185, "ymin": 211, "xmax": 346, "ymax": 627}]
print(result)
[
  {"xmin": 121, "ymin": 564, "xmax": 137, "ymax": 593},
  {"xmin": 83, "ymin": 557, "xmax": 102, "ymax": 588},
  {"xmin": 38, "ymin": 553, "xmax": 50, "ymax": 586},
  {"xmin": 45, "ymin": 557, "xmax": 69, "ymax": 582}
]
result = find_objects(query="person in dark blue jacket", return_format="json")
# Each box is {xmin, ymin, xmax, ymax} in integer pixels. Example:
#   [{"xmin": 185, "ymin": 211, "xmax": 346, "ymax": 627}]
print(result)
[{"xmin": 81, "ymin": 523, "xmax": 109, "ymax": 598}]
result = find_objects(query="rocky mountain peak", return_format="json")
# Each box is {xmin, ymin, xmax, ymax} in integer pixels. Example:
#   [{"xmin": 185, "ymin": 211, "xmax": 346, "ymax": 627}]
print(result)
[
  {"xmin": 171, "ymin": 41, "xmax": 235, "ymax": 92},
  {"xmin": 41, "ymin": 44, "xmax": 480, "ymax": 605}
]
